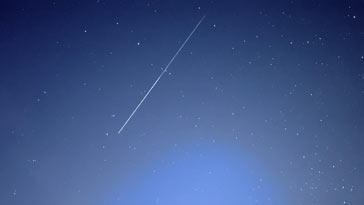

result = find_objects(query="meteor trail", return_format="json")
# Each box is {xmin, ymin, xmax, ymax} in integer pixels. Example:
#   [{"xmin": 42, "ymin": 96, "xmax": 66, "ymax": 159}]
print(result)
[{"xmin": 118, "ymin": 15, "xmax": 206, "ymax": 134}]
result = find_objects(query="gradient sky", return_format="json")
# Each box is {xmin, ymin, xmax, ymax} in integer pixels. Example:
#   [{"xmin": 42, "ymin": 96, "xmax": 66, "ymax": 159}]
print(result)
[{"xmin": 1, "ymin": 0, "xmax": 364, "ymax": 204}]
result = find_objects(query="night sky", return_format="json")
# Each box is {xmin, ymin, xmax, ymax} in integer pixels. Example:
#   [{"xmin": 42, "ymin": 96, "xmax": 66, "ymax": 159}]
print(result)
[{"xmin": 1, "ymin": 0, "xmax": 364, "ymax": 204}]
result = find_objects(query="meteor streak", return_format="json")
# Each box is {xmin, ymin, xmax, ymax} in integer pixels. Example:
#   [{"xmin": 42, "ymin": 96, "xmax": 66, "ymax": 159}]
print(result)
[{"xmin": 118, "ymin": 15, "xmax": 206, "ymax": 134}]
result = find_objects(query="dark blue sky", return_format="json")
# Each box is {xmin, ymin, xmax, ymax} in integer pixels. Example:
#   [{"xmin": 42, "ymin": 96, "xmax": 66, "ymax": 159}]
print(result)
[{"xmin": 1, "ymin": 0, "xmax": 364, "ymax": 204}]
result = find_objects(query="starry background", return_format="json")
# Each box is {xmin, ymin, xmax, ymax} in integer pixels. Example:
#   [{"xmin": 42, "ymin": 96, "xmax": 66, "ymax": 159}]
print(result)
[{"xmin": 1, "ymin": 0, "xmax": 364, "ymax": 204}]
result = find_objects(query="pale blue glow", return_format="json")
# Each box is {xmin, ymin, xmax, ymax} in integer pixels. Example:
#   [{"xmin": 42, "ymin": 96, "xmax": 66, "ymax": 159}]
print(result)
[{"xmin": 104, "ymin": 143, "xmax": 288, "ymax": 205}]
